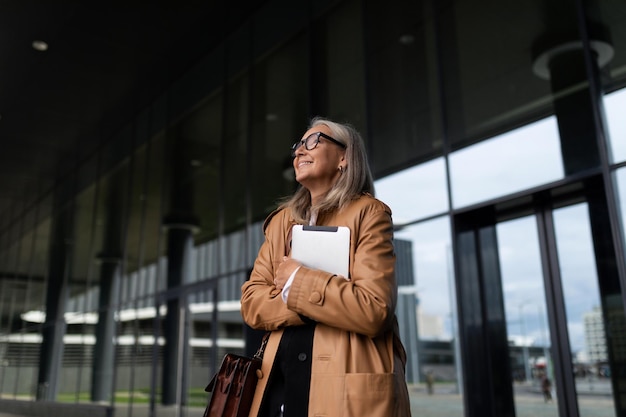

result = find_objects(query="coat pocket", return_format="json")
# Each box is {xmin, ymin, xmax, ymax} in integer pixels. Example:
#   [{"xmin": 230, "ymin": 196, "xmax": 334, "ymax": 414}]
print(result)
[{"xmin": 343, "ymin": 373, "xmax": 394, "ymax": 416}]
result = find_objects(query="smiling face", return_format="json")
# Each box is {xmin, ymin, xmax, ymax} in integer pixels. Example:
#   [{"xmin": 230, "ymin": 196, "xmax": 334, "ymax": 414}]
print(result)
[{"xmin": 293, "ymin": 124, "xmax": 346, "ymax": 203}]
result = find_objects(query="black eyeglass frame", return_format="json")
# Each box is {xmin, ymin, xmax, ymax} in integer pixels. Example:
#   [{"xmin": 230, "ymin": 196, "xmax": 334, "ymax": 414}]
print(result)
[{"xmin": 291, "ymin": 131, "xmax": 347, "ymax": 155}]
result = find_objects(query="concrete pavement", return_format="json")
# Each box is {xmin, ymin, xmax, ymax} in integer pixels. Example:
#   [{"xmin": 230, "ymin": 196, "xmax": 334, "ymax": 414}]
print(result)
[{"xmin": 0, "ymin": 383, "xmax": 617, "ymax": 417}]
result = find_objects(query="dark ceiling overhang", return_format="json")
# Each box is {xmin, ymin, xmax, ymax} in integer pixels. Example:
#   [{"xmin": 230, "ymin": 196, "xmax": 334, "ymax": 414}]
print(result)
[{"xmin": 0, "ymin": 1, "xmax": 269, "ymax": 229}]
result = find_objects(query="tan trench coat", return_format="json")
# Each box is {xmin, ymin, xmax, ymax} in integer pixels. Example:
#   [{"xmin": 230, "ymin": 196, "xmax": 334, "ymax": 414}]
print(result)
[{"xmin": 241, "ymin": 194, "xmax": 412, "ymax": 417}]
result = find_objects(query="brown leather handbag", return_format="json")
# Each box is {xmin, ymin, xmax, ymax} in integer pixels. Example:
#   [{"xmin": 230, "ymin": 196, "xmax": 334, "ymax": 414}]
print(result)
[{"xmin": 203, "ymin": 333, "xmax": 269, "ymax": 417}]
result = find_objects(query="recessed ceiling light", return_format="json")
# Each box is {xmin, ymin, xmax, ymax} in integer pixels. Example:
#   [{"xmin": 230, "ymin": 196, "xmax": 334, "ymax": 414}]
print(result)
[
  {"xmin": 32, "ymin": 40, "xmax": 49, "ymax": 52},
  {"xmin": 398, "ymin": 34, "xmax": 415, "ymax": 45}
]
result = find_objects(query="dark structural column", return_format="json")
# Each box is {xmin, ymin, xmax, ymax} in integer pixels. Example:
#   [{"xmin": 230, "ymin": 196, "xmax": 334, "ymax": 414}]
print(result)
[
  {"xmin": 531, "ymin": 7, "xmax": 613, "ymax": 176},
  {"xmin": 453, "ymin": 209, "xmax": 515, "ymax": 417},
  {"xmin": 36, "ymin": 206, "xmax": 71, "ymax": 401},
  {"xmin": 160, "ymin": 126, "xmax": 199, "ymax": 405},
  {"xmin": 585, "ymin": 178, "xmax": 626, "ymax": 415},
  {"xmin": 91, "ymin": 183, "xmax": 124, "ymax": 402},
  {"xmin": 161, "ymin": 219, "xmax": 196, "ymax": 405},
  {"xmin": 91, "ymin": 255, "xmax": 121, "ymax": 402}
]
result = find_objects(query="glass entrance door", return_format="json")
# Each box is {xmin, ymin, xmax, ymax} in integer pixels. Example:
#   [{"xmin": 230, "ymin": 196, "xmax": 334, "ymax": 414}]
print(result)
[
  {"xmin": 454, "ymin": 178, "xmax": 626, "ymax": 417},
  {"xmin": 498, "ymin": 202, "xmax": 615, "ymax": 417}
]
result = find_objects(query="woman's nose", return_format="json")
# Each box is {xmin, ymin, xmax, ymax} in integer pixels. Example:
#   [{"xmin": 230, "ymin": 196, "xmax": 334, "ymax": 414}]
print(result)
[{"xmin": 295, "ymin": 145, "xmax": 307, "ymax": 156}]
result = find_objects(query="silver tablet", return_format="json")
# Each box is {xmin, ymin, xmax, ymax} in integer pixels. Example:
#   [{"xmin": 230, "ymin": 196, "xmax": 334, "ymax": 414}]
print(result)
[{"xmin": 291, "ymin": 225, "xmax": 351, "ymax": 278}]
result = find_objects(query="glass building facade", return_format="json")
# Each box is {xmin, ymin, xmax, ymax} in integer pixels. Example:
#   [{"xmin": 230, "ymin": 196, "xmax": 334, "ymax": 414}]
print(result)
[{"xmin": 1, "ymin": 1, "xmax": 626, "ymax": 416}]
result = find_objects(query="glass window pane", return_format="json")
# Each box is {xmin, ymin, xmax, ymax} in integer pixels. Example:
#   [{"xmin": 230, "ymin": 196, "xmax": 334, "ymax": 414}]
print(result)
[
  {"xmin": 450, "ymin": 117, "xmax": 564, "ymax": 208},
  {"xmin": 223, "ymin": 75, "xmax": 249, "ymax": 234},
  {"xmin": 324, "ymin": 0, "xmax": 367, "ymax": 127},
  {"xmin": 375, "ymin": 158, "xmax": 448, "ymax": 224},
  {"xmin": 0, "ymin": 212, "xmax": 50, "ymax": 400},
  {"xmin": 616, "ymin": 168, "xmax": 626, "ymax": 260},
  {"xmin": 498, "ymin": 216, "xmax": 557, "ymax": 416},
  {"xmin": 394, "ymin": 218, "xmax": 461, "ymax": 415},
  {"xmin": 365, "ymin": 0, "xmax": 441, "ymax": 175},
  {"xmin": 437, "ymin": 1, "xmax": 563, "ymax": 151},
  {"xmin": 605, "ymin": 88, "xmax": 626, "ymax": 164},
  {"xmin": 376, "ymin": 173, "xmax": 462, "ymax": 416},
  {"xmin": 178, "ymin": 93, "xmax": 222, "ymax": 244},
  {"xmin": 553, "ymin": 203, "xmax": 616, "ymax": 417},
  {"xmin": 187, "ymin": 286, "xmax": 228, "ymax": 412},
  {"xmin": 597, "ymin": 0, "xmax": 626, "ymax": 163},
  {"xmin": 399, "ymin": 218, "xmax": 454, "ymax": 339},
  {"xmin": 250, "ymin": 32, "xmax": 308, "ymax": 221}
]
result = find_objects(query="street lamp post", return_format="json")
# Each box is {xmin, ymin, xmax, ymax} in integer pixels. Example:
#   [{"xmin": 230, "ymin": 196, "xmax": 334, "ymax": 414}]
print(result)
[
  {"xmin": 519, "ymin": 303, "xmax": 531, "ymax": 383},
  {"xmin": 537, "ymin": 304, "xmax": 551, "ymax": 379}
]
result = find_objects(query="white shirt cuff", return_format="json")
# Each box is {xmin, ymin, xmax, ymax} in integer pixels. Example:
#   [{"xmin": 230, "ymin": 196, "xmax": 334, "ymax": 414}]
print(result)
[{"xmin": 281, "ymin": 266, "xmax": 300, "ymax": 303}]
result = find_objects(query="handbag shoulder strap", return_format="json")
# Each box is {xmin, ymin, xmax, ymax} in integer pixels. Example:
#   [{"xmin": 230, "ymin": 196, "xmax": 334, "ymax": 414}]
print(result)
[{"xmin": 253, "ymin": 332, "xmax": 270, "ymax": 360}]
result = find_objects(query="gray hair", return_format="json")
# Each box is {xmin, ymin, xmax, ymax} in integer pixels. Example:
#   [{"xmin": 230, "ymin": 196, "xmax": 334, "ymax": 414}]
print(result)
[{"xmin": 280, "ymin": 116, "xmax": 375, "ymax": 223}]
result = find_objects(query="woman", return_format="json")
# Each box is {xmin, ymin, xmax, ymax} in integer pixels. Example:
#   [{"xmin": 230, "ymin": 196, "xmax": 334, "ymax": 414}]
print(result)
[{"xmin": 241, "ymin": 116, "xmax": 411, "ymax": 417}]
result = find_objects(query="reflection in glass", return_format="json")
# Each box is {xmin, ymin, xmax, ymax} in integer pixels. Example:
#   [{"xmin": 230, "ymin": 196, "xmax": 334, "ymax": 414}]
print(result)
[
  {"xmin": 553, "ymin": 203, "xmax": 616, "ymax": 417},
  {"xmin": 450, "ymin": 117, "xmax": 563, "ymax": 208},
  {"xmin": 605, "ymin": 88, "xmax": 626, "ymax": 164},
  {"xmin": 498, "ymin": 216, "xmax": 557, "ymax": 416},
  {"xmin": 324, "ymin": 0, "xmax": 366, "ymax": 130},
  {"xmin": 616, "ymin": 168, "xmax": 626, "ymax": 252},
  {"xmin": 376, "ymin": 171, "xmax": 461, "ymax": 415},
  {"xmin": 365, "ymin": 0, "xmax": 439, "ymax": 175},
  {"xmin": 187, "ymin": 286, "xmax": 228, "ymax": 412},
  {"xmin": 249, "ymin": 32, "xmax": 308, "ymax": 221},
  {"xmin": 395, "ymin": 218, "xmax": 453, "ymax": 340},
  {"xmin": 394, "ymin": 217, "xmax": 460, "ymax": 415},
  {"xmin": 375, "ymin": 158, "xmax": 448, "ymax": 224}
]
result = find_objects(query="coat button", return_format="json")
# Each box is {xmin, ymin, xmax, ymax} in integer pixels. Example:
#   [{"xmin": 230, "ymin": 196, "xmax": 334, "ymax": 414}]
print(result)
[
  {"xmin": 256, "ymin": 369, "xmax": 263, "ymax": 379},
  {"xmin": 309, "ymin": 292, "xmax": 321, "ymax": 303},
  {"xmin": 298, "ymin": 353, "xmax": 307, "ymax": 361}
]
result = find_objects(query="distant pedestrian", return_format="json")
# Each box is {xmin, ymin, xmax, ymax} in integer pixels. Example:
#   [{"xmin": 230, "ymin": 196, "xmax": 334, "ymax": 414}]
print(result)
[
  {"xmin": 426, "ymin": 371, "xmax": 434, "ymax": 395},
  {"xmin": 541, "ymin": 375, "xmax": 552, "ymax": 402}
]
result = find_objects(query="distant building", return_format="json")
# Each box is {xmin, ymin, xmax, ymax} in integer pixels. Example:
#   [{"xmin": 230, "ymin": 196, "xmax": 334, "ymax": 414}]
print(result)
[
  {"xmin": 417, "ymin": 304, "xmax": 445, "ymax": 340},
  {"xmin": 584, "ymin": 307, "xmax": 608, "ymax": 363}
]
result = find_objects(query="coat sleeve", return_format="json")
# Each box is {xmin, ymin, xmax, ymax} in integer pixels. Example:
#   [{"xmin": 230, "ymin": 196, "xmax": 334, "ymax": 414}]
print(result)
[
  {"xmin": 285, "ymin": 205, "xmax": 397, "ymax": 338},
  {"xmin": 240, "ymin": 214, "xmax": 305, "ymax": 331}
]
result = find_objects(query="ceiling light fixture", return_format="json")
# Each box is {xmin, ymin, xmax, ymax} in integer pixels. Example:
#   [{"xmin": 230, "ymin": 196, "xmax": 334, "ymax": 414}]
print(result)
[
  {"xmin": 32, "ymin": 40, "xmax": 49, "ymax": 52},
  {"xmin": 398, "ymin": 34, "xmax": 415, "ymax": 45}
]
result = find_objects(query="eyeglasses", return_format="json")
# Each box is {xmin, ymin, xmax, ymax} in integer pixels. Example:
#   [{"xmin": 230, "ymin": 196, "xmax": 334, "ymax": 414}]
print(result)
[{"xmin": 291, "ymin": 132, "xmax": 346, "ymax": 156}]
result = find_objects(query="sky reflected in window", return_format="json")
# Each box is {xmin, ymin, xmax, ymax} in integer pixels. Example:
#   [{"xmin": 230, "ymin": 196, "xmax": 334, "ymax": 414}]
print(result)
[
  {"xmin": 449, "ymin": 117, "xmax": 564, "ymax": 208},
  {"xmin": 605, "ymin": 88, "xmax": 626, "ymax": 164},
  {"xmin": 394, "ymin": 217, "xmax": 454, "ymax": 340},
  {"xmin": 615, "ymin": 168, "xmax": 626, "ymax": 248},
  {"xmin": 375, "ymin": 158, "xmax": 448, "ymax": 225}
]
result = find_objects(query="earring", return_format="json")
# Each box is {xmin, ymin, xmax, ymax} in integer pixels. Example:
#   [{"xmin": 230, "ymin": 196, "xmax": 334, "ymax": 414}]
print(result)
[{"xmin": 338, "ymin": 166, "xmax": 344, "ymax": 173}]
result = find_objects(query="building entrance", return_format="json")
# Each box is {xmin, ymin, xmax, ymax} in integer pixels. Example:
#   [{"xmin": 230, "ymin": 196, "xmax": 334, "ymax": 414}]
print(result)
[
  {"xmin": 453, "ymin": 176, "xmax": 625, "ymax": 417},
  {"xmin": 498, "ymin": 202, "xmax": 615, "ymax": 416}
]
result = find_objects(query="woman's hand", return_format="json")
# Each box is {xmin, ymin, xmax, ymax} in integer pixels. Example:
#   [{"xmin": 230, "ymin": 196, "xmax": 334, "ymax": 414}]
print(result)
[{"xmin": 274, "ymin": 256, "xmax": 301, "ymax": 290}]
